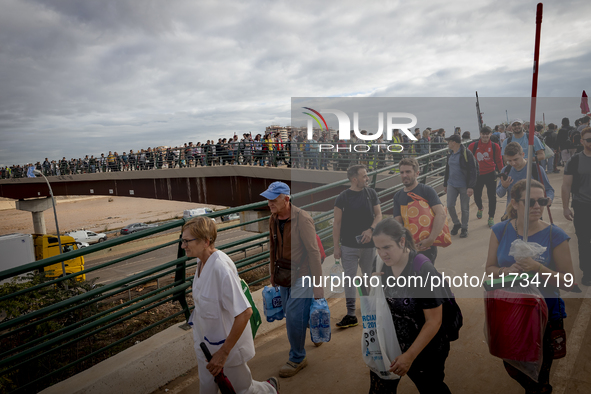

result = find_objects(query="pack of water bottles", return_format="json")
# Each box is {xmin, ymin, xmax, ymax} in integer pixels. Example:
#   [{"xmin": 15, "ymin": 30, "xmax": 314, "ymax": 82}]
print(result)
[
  {"xmin": 262, "ymin": 286, "xmax": 284, "ymax": 322},
  {"xmin": 309, "ymin": 298, "xmax": 331, "ymax": 343}
]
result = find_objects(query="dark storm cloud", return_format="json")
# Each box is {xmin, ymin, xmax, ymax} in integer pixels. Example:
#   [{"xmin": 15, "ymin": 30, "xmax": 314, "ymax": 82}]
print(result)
[{"xmin": 1, "ymin": 0, "xmax": 590, "ymax": 166}]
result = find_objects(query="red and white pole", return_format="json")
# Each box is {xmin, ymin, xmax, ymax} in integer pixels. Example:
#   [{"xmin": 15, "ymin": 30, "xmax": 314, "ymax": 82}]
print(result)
[{"xmin": 524, "ymin": 3, "xmax": 543, "ymax": 241}]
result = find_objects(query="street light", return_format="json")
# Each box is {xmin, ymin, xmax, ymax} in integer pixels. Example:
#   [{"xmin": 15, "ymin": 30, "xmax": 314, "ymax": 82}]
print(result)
[{"xmin": 33, "ymin": 170, "xmax": 67, "ymax": 281}]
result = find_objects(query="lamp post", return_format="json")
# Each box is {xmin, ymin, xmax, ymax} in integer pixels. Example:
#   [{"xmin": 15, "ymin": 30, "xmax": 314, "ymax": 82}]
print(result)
[{"xmin": 33, "ymin": 170, "xmax": 67, "ymax": 281}]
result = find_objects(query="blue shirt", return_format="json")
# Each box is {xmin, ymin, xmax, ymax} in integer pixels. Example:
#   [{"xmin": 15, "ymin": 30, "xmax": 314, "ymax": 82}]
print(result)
[
  {"xmin": 496, "ymin": 163, "xmax": 554, "ymax": 207},
  {"xmin": 447, "ymin": 150, "xmax": 467, "ymax": 188},
  {"xmin": 491, "ymin": 221, "xmax": 569, "ymax": 320},
  {"xmin": 501, "ymin": 134, "xmax": 544, "ymax": 159}
]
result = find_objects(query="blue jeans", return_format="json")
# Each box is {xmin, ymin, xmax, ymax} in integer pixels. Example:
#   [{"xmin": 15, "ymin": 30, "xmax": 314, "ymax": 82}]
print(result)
[
  {"xmin": 340, "ymin": 245, "xmax": 375, "ymax": 316},
  {"xmin": 279, "ymin": 277, "xmax": 313, "ymax": 363},
  {"xmin": 447, "ymin": 185, "xmax": 470, "ymax": 229},
  {"xmin": 545, "ymin": 156, "xmax": 554, "ymax": 172}
]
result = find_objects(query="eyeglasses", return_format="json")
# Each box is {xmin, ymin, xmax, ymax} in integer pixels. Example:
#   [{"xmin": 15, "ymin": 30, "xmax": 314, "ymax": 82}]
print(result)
[
  {"xmin": 519, "ymin": 198, "xmax": 550, "ymax": 207},
  {"xmin": 180, "ymin": 238, "xmax": 198, "ymax": 245},
  {"xmin": 582, "ymin": 137, "xmax": 591, "ymax": 143}
]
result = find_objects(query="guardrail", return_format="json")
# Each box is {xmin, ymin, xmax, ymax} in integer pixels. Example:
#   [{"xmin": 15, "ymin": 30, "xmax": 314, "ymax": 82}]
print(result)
[
  {"xmin": 0, "ymin": 145, "xmax": 452, "ymax": 393},
  {"xmin": 1, "ymin": 141, "xmax": 451, "ymax": 178}
]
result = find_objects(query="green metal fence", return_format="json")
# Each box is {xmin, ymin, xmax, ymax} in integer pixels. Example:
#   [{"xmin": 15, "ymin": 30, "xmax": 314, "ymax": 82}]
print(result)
[{"xmin": 0, "ymin": 144, "xmax": 452, "ymax": 393}]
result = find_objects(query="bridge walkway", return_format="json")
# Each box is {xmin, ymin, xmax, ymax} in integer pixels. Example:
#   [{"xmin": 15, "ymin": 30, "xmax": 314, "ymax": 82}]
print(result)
[{"xmin": 152, "ymin": 171, "xmax": 591, "ymax": 394}]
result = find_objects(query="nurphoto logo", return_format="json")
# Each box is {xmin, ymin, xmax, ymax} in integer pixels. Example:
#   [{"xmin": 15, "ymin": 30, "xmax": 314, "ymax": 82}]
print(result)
[{"xmin": 302, "ymin": 107, "xmax": 418, "ymax": 153}]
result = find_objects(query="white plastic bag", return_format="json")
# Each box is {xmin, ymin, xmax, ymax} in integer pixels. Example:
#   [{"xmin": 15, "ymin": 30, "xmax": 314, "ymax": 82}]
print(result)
[
  {"xmin": 360, "ymin": 256, "xmax": 402, "ymax": 380},
  {"xmin": 508, "ymin": 239, "xmax": 547, "ymax": 262}
]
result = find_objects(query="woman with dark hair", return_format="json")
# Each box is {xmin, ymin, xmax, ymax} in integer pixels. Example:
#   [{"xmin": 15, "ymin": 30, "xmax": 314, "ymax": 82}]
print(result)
[
  {"xmin": 369, "ymin": 218, "xmax": 451, "ymax": 393},
  {"xmin": 485, "ymin": 179, "xmax": 574, "ymax": 393},
  {"xmin": 182, "ymin": 217, "xmax": 279, "ymax": 393}
]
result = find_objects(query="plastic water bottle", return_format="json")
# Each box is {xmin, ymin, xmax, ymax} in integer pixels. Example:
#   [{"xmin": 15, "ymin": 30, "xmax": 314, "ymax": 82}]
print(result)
[
  {"xmin": 330, "ymin": 260, "xmax": 344, "ymax": 294},
  {"xmin": 320, "ymin": 308, "xmax": 331, "ymax": 342},
  {"xmin": 263, "ymin": 286, "xmax": 284, "ymax": 322},
  {"xmin": 309, "ymin": 299, "xmax": 331, "ymax": 343}
]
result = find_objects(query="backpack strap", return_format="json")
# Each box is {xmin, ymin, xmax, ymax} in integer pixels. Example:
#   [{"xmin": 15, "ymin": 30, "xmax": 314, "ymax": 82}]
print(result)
[
  {"xmin": 412, "ymin": 253, "xmax": 431, "ymax": 273},
  {"xmin": 363, "ymin": 187, "xmax": 376, "ymax": 219},
  {"xmin": 471, "ymin": 141, "xmax": 479, "ymax": 156},
  {"xmin": 548, "ymin": 224, "xmax": 553, "ymax": 268},
  {"xmin": 501, "ymin": 219, "xmax": 511, "ymax": 240}
]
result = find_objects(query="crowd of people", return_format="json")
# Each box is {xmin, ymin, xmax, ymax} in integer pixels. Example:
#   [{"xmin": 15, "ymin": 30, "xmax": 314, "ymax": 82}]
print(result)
[
  {"xmin": 2, "ymin": 116, "xmax": 587, "ymax": 180},
  {"xmin": 182, "ymin": 116, "xmax": 590, "ymax": 393}
]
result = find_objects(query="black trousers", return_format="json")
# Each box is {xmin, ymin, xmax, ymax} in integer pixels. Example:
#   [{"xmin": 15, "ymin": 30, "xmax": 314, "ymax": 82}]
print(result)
[
  {"xmin": 503, "ymin": 319, "xmax": 560, "ymax": 394},
  {"xmin": 474, "ymin": 171, "xmax": 497, "ymax": 218},
  {"xmin": 369, "ymin": 342, "xmax": 451, "ymax": 394},
  {"xmin": 573, "ymin": 201, "xmax": 591, "ymax": 278}
]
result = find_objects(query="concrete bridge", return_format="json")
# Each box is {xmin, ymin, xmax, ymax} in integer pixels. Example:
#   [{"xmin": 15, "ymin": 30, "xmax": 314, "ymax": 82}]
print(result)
[
  {"xmin": 39, "ymin": 171, "xmax": 591, "ymax": 394},
  {"xmin": 0, "ymin": 166, "xmax": 417, "ymax": 212}
]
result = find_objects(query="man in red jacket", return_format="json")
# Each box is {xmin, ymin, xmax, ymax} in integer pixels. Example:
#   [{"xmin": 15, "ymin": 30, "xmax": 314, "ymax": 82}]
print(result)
[{"xmin": 469, "ymin": 126, "xmax": 504, "ymax": 227}]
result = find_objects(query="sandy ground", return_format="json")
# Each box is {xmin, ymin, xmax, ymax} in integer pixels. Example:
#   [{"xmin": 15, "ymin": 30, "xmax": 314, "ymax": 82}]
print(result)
[{"xmin": 0, "ymin": 196, "xmax": 227, "ymax": 235}]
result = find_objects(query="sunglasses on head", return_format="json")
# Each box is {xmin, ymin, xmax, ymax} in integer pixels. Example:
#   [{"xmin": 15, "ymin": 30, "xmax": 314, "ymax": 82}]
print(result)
[{"xmin": 519, "ymin": 198, "xmax": 549, "ymax": 207}]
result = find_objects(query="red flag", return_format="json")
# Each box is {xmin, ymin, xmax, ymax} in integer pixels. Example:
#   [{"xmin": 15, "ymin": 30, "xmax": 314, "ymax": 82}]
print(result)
[{"xmin": 581, "ymin": 90, "xmax": 590, "ymax": 114}]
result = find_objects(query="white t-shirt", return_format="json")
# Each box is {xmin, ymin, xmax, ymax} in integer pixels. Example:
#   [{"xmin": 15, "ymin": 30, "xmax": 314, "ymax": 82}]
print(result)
[{"xmin": 190, "ymin": 250, "xmax": 255, "ymax": 367}]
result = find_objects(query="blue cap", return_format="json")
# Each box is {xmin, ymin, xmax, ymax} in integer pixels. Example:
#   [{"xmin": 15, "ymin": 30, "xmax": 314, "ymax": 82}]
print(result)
[{"xmin": 260, "ymin": 181, "xmax": 290, "ymax": 200}]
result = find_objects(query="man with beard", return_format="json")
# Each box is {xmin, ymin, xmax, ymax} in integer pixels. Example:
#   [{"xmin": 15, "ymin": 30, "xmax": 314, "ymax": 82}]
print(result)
[
  {"xmin": 392, "ymin": 157, "xmax": 446, "ymax": 264},
  {"xmin": 501, "ymin": 118, "xmax": 545, "ymax": 162}
]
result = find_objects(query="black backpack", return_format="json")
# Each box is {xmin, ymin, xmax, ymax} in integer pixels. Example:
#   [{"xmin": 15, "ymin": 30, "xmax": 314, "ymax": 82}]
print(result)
[
  {"xmin": 412, "ymin": 253, "xmax": 463, "ymax": 341},
  {"xmin": 455, "ymin": 146, "xmax": 479, "ymax": 177},
  {"xmin": 570, "ymin": 129, "xmax": 582, "ymax": 147},
  {"xmin": 566, "ymin": 153, "xmax": 583, "ymax": 195}
]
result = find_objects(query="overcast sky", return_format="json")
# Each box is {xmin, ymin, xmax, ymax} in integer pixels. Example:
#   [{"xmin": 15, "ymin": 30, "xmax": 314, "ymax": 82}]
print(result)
[{"xmin": 1, "ymin": 0, "xmax": 590, "ymax": 166}]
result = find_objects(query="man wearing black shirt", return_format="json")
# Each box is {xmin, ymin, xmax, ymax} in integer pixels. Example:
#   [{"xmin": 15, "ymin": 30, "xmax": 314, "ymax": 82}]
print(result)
[{"xmin": 333, "ymin": 165, "xmax": 382, "ymax": 328}]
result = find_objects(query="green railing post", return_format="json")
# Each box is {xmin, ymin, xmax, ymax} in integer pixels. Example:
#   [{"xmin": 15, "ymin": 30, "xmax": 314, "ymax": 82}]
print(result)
[{"xmin": 173, "ymin": 233, "xmax": 191, "ymax": 322}]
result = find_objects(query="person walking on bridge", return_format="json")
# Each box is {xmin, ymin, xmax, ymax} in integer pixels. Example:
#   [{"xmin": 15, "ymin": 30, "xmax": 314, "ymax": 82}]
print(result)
[
  {"xmin": 443, "ymin": 134, "xmax": 478, "ymax": 238},
  {"xmin": 182, "ymin": 217, "xmax": 279, "ymax": 393},
  {"xmin": 333, "ymin": 164, "xmax": 382, "ymax": 328},
  {"xmin": 562, "ymin": 127, "xmax": 591, "ymax": 286},
  {"xmin": 468, "ymin": 126, "xmax": 504, "ymax": 227},
  {"xmin": 262, "ymin": 181, "xmax": 324, "ymax": 378},
  {"xmin": 393, "ymin": 157, "xmax": 446, "ymax": 264}
]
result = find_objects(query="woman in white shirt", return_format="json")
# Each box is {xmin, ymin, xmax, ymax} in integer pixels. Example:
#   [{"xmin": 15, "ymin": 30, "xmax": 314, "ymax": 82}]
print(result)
[{"xmin": 181, "ymin": 217, "xmax": 278, "ymax": 394}]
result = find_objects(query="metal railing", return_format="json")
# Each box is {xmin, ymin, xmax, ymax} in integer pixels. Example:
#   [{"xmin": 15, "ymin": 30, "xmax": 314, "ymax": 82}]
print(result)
[
  {"xmin": 0, "ymin": 142, "xmax": 452, "ymax": 178},
  {"xmin": 0, "ymin": 144, "xmax": 452, "ymax": 393}
]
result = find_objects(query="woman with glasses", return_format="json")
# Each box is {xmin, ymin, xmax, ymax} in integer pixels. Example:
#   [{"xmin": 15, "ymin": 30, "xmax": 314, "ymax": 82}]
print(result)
[
  {"xmin": 485, "ymin": 179, "xmax": 574, "ymax": 393},
  {"xmin": 181, "ymin": 217, "xmax": 279, "ymax": 393}
]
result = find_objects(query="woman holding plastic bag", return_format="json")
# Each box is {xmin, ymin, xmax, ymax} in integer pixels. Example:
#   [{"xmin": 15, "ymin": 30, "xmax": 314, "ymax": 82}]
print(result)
[
  {"xmin": 182, "ymin": 217, "xmax": 279, "ymax": 394},
  {"xmin": 369, "ymin": 218, "xmax": 452, "ymax": 393},
  {"xmin": 485, "ymin": 179, "xmax": 574, "ymax": 393}
]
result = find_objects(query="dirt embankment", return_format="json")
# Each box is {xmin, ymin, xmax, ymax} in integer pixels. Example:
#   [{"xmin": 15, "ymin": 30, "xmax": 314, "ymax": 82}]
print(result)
[{"xmin": 0, "ymin": 196, "xmax": 227, "ymax": 235}]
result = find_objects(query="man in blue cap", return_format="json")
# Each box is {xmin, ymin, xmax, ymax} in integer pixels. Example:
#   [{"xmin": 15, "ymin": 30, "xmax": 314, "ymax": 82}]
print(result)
[{"xmin": 261, "ymin": 181, "xmax": 324, "ymax": 378}]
